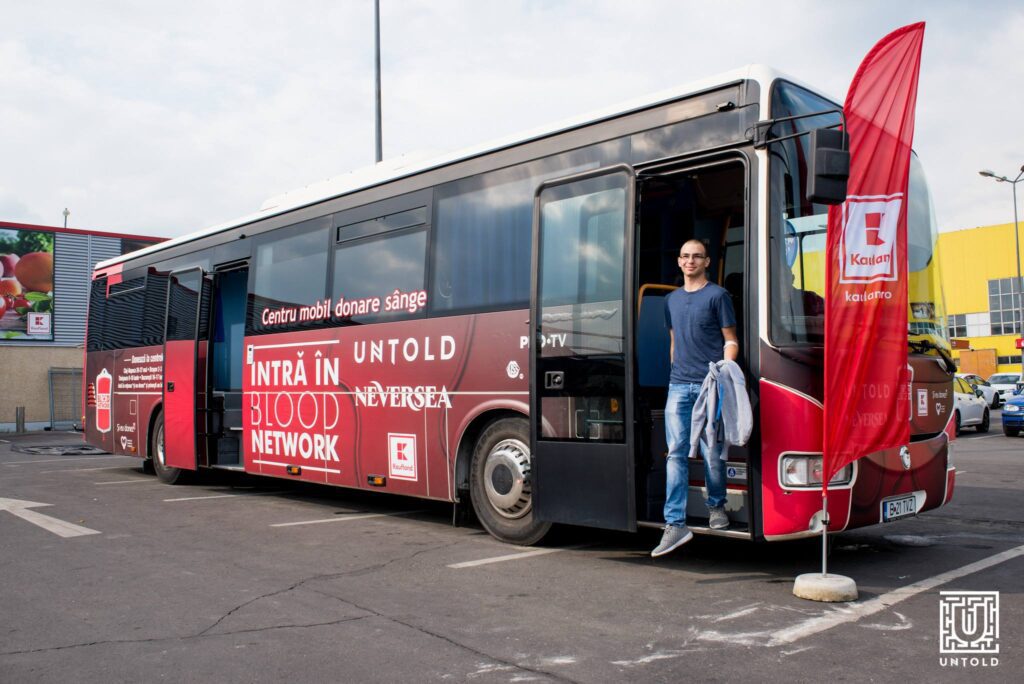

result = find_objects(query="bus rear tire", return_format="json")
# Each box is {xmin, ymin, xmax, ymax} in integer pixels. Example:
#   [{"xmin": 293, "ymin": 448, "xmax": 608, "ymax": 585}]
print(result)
[
  {"xmin": 150, "ymin": 412, "xmax": 191, "ymax": 485},
  {"xmin": 469, "ymin": 417, "xmax": 551, "ymax": 546}
]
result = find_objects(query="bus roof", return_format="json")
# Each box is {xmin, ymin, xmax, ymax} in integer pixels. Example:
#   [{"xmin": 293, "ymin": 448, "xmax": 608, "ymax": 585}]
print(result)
[{"xmin": 98, "ymin": 64, "xmax": 807, "ymax": 270}]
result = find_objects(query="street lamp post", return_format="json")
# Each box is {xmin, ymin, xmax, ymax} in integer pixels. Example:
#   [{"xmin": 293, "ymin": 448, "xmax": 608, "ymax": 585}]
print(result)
[
  {"xmin": 979, "ymin": 166, "xmax": 1024, "ymax": 366},
  {"xmin": 374, "ymin": 0, "xmax": 382, "ymax": 163},
  {"xmin": 62, "ymin": 208, "xmax": 70, "ymax": 229}
]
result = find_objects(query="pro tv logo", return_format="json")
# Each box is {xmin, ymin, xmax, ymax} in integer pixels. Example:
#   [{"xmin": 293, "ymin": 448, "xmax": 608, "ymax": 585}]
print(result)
[
  {"xmin": 839, "ymin": 194, "xmax": 902, "ymax": 284},
  {"xmin": 939, "ymin": 591, "xmax": 999, "ymax": 664}
]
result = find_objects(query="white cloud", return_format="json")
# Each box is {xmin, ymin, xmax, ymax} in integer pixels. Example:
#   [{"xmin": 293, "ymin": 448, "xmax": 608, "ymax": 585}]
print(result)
[{"xmin": 1, "ymin": 1, "xmax": 1021, "ymax": 237}]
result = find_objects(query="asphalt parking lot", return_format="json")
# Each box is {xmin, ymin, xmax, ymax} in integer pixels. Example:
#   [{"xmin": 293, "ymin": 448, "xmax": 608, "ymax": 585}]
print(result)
[{"xmin": 1, "ymin": 417, "xmax": 1021, "ymax": 683}]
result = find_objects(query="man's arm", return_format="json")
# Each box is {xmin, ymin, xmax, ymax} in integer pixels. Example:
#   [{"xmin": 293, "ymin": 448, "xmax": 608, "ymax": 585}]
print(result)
[
  {"xmin": 669, "ymin": 329, "xmax": 675, "ymax": 365},
  {"xmin": 722, "ymin": 326, "xmax": 739, "ymax": 362}
]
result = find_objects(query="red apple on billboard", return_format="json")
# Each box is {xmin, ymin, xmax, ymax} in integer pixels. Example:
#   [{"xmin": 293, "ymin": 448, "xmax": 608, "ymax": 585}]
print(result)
[
  {"xmin": 14, "ymin": 252, "xmax": 53, "ymax": 292},
  {"xmin": 0, "ymin": 254, "xmax": 18, "ymax": 277},
  {"xmin": 0, "ymin": 278, "xmax": 22, "ymax": 296}
]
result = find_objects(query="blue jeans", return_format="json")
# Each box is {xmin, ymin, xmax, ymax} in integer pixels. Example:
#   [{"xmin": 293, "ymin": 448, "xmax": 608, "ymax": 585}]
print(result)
[{"xmin": 664, "ymin": 382, "xmax": 727, "ymax": 527}]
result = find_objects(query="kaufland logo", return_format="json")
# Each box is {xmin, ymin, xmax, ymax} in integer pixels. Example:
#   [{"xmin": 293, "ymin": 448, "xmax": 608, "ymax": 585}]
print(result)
[
  {"xmin": 840, "ymin": 194, "xmax": 902, "ymax": 284},
  {"xmin": 388, "ymin": 433, "xmax": 417, "ymax": 481}
]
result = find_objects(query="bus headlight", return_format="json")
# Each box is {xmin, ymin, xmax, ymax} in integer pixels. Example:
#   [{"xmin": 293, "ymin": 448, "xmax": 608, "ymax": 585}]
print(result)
[{"xmin": 780, "ymin": 454, "xmax": 853, "ymax": 487}]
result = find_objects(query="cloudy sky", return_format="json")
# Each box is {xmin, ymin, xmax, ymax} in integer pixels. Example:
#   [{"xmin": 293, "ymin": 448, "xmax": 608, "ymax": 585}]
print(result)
[{"xmin": 2, "ymin": 1, "xmax": 1021, "ymax": 238}]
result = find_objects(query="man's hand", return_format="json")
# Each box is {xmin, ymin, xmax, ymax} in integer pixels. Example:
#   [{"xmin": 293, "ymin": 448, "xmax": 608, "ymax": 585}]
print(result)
[{"xmin": 722, "ymin": 327, "xmax": 739, "ymax": 362}]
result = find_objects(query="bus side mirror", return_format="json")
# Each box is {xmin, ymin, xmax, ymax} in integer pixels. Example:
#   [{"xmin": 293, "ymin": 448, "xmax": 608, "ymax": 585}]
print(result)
[{"xmin": 806, "ymin": 128, "xmax": 850, "ymax": 205}]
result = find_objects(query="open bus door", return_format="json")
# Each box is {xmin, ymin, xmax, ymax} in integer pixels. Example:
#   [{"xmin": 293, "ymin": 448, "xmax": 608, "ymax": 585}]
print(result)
[
  {"xmin": 530, "ymin": 165, "xmax": 637, "ymax": 531},
  {"xmin": 162, "ymin": 268, "xmax": 209, "ymax": 471}
]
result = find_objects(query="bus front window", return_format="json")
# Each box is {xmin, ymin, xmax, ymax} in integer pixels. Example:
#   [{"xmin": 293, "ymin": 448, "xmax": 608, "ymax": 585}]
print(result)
[
  {"xmin": 906, "ymin": 154, "xmax": 949, "ymax": 354},
  {"xmin": 767, "ymin": 81, "xmax": 948, "ymax": 353},
  {"xmin": 768, "ymin": 81, "xmax": 840, "ymax": 346}
]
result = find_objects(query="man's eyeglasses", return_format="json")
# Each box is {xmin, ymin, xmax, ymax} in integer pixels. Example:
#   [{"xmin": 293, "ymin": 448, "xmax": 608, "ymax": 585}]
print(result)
[{"xmin": 678, "ymin": 253, "xmax": 708, "ymax": 261}]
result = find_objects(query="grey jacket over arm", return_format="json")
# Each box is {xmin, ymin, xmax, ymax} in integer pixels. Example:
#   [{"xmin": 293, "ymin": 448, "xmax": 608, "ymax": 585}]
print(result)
[{"xmin": 688, "ymin": 359, "xmax": 753, "ymax": 461}]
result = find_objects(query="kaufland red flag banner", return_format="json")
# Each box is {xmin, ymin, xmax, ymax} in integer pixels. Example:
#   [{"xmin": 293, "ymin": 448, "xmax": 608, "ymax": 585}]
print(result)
[{"xmin": 824, "ymin": 22, "xmax": 925, "ymax": 489}]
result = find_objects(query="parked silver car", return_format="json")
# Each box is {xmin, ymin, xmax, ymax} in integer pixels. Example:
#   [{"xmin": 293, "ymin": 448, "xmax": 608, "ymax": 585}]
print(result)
[
  {"xmin": 957, "ymin": 373, "xmax": 1001, "ymax": 408},
  {"xmin": 988, "ymin": 373, "xmax": 1023, "ymax": 402},
  {"xmin": 953, "ymin": 377, "xmax": 990, "ymax": 435}
]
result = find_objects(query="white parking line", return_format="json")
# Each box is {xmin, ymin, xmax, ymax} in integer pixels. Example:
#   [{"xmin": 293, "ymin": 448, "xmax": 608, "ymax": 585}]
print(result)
[
  {"xmin": 4, "ymin": 507, "xmax": 101, "ymax": 538},
  {"xmin": 40, "ymin": 466, "xmax": 128, "ymax": 474},
  {"xmin": 448, "ymin": 547, "xmax": 575, "ymax": 569},
  {"xmin": 768, "ymin": 543, "xmax": 1024, "ymax": 646},
  {"xmin": 4, "ymin": 456, "xmax": 129, "ymax": 465},
  {"xmin": 164, "ymin": 494, "xmax": 238, "ymax": 502},
  {"xmin": 94, "ymin": 479, "xmax": 154, "ymax": 485},
  {"xmin": 270, "ymin": 510, "xmax": 423, "ymax": 528}
]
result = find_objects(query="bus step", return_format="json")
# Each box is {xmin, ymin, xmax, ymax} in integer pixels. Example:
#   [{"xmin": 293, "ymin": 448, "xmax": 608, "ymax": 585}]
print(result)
[{"xmin": 637, "ymin": 519, "xmax": 751, "ymax": 539}]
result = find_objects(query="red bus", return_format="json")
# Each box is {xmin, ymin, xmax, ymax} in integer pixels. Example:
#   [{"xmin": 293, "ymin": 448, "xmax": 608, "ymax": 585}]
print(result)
[{"xmin": 83, "ymin": 65, "xmax": 956, "ymax": 545}]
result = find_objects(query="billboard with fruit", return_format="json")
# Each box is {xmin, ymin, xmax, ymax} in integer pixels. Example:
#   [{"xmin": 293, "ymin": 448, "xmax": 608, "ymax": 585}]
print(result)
[{"xmin": 0, "ymin": 227, "xmax": 54, "ymax": 340}]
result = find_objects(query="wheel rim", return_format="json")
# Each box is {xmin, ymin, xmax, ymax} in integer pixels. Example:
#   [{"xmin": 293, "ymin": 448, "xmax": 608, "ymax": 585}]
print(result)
[
  {"xmin": 155, "ymin": 422, "xmax": 166, "ymax": 467},
  {"xmin": 482, "ymin": 438, "xmax": 532, "ymax": 520}
]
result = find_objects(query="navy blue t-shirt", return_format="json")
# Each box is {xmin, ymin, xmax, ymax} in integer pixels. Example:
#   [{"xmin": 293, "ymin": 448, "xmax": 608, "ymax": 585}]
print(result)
[{"xmin": 664, "ymin": 283, "xmax": 737, "ymax": 384}]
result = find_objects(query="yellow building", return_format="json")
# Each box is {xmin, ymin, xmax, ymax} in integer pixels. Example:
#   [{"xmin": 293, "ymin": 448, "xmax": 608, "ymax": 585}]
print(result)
[{"xmin": 938, "ymin": 222, "xmax": 1023, "ymax": 376}]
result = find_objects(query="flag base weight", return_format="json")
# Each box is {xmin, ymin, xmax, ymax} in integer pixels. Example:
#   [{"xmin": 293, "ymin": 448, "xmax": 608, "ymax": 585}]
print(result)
[{"xmin": 793, "ymin": 573, "xmax": 858, "ymax": 602}]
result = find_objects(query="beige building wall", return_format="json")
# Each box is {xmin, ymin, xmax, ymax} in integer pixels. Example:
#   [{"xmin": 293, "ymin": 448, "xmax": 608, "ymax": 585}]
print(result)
[{"xmin": 0, "ymin": 346, "xmax": 83, "ymax": 429}]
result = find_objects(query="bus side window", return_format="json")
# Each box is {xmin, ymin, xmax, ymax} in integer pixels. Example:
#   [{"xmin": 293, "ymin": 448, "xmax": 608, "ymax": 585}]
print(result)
[
  {"xmin": 248, "ymin": 217, "xmax": 331, "ymax": 334},
  {"xmin": 106, "ymin": 276, "xmax": 147, "ymax": 349},
  {"xmin": 332, "ymin": 228, "xmax": 427, "ymax": 325},
  {"xmin": 87, "ymin": 277, "xmax": 108, "ymax": 351},
  {"xmin": 142, "ymin": 270, "xmax": 169, "ymax": 346}
]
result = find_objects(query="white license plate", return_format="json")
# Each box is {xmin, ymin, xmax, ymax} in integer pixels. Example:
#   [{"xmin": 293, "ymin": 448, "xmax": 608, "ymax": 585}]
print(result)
[{"xmin": 882, "ymin": 494, "xmax": 917, "ymax": 522}]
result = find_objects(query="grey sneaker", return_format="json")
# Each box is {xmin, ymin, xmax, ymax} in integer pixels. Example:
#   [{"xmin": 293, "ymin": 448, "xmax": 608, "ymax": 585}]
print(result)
[
  {"xmin": 708, "ymin": 507, "xmax": 729, "ymax": 530},
  {"xmin": 651, "ymin": 525, "xmax": 693, "ymax": 557}
]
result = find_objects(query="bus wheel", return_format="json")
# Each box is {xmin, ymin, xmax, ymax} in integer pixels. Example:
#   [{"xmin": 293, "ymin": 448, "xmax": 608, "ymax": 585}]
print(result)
[
  {"xmin": 470, "ymin": 417, "xmax": 551, "ymax": 546},
  {"xmin": 150, "ymin": 412, "xmax": 190, "ymax": 485}
]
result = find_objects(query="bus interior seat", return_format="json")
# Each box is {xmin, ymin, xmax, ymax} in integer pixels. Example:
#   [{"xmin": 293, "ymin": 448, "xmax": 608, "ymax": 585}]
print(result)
[{"xmin": 636, "ymin": 286, "xmax": 673, "ymax": 388}]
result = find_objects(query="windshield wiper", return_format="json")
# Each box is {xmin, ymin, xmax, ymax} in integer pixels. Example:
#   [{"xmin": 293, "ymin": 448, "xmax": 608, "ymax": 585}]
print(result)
[{"xmin": 908, "ymin": 337, "xmax": 956, "ymax": 373}]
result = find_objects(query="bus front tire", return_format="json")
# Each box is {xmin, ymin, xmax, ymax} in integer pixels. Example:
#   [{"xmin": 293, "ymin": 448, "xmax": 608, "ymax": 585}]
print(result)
[
  {"xmin": 150, "ymin": 412, "xmax": 191, "ymax": 485},
  {"xmin": 469, "ymin": 417, "xmax": 551, "ymax": 546}
]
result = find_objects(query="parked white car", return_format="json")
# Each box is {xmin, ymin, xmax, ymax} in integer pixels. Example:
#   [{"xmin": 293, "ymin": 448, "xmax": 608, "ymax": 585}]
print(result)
[
  {"xmin": 956, "ymin": 373, "xmax": 1001, "ymax": 408},
  {"xmin": 953, "ymin": 376, "xmax": 990, "ymax": 435},
  {"xmin": 988, "ymin": 373, "xmax": 1023, "ymax": 402}
]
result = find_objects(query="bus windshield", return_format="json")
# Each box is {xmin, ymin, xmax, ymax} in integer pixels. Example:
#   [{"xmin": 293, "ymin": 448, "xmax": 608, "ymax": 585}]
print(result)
[{"xmin": 767, "ymin": 80, "xmax": 948, "ymax": 351}]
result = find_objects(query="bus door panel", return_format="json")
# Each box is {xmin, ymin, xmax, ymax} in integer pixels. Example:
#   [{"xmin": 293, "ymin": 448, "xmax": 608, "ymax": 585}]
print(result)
[
  {"xmin": 530, "ymin": 165, "xmax": 637, "ymax": 531},
  {"xmin": 163, "ymin": 268, "xmax": 209, "ymax": 471}
]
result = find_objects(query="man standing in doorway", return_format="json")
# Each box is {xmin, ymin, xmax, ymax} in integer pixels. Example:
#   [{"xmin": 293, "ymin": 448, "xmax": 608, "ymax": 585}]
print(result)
[{"xmin": 652, "ymin": 239, "xmax": 739, "ymax": 557}]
